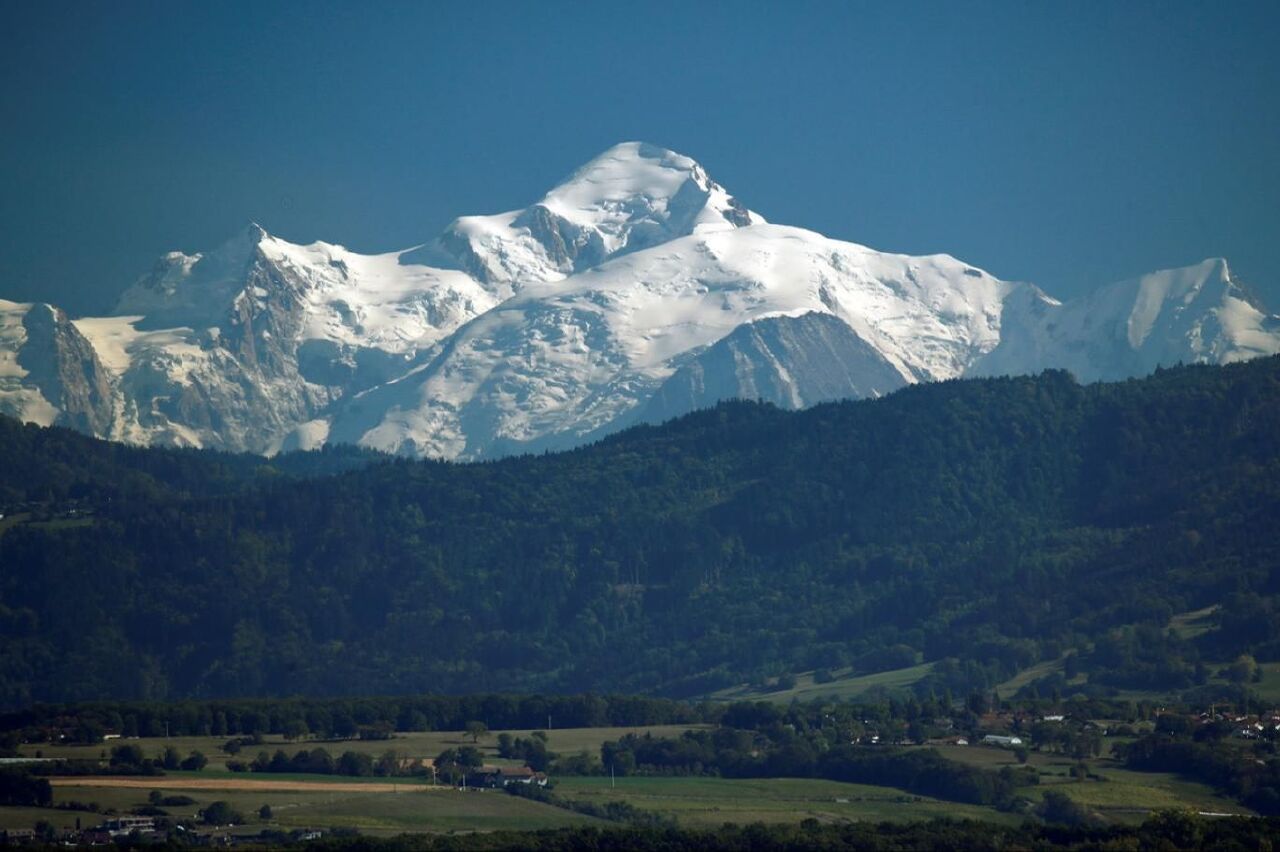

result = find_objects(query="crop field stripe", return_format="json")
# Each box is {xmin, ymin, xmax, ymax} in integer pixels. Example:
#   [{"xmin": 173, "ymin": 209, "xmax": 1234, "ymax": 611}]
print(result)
[{"xmin": 48, "ymin": 777, "xmax": 438, "ymax": 793}]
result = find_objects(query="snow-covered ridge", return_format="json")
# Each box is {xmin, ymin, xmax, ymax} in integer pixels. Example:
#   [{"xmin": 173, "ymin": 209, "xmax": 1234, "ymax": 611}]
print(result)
[
  {"xmin": 1, "ymin": 142, "xmax": 1277, "ymax": 457},
  {"xmin": 971, "ymin": 258, "xmax": 1280, "ymax": 382}
]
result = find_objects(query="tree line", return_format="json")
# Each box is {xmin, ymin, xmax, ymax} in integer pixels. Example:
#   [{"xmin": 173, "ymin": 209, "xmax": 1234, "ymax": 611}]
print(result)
[{"xmin": 0, "ymin": 693, "xmax": 705, "ymax": 742}]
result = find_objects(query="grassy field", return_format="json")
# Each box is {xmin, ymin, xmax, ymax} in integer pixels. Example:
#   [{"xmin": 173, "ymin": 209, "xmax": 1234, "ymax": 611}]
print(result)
[
  {"xmin": 992, "ymin": 606, "xmax": 1265, "ymax": 705},
  {"xmin": 929, "ymin": 744, "xmax": 1249, "ymax": 822},
  {"xmin": 19, "ymin": 725, "xmax": 708, "ymax": 773},
  {"xmin": 0, "ymin": 512, "xmax": 29, "ymax": 537},
  {"xmin": 995, "ymin": 657, "xmax": 1067, "ymax": 696},
  {"xmin": 1251, "ymin": 662, "xmax": 1280, "ymax": 703},
  {"xmin": 554, "ymin": 775, "xmax": 1022, "ymax": 827},
  {"xmin": 710, "ymin": 663, "xmax": 936, "ymax": 704},
  {"xmin": 1168, "ymin": 606, "xmax": 1220, "ymax": 640},
  {"xmin": 704, "ymin": 606, "xmax": 1227, "ymax": 706}
]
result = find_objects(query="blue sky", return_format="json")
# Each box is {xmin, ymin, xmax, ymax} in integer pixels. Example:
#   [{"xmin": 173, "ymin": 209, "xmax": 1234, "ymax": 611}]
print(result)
[{"xmin": 2, "ymin": 0, "xmax": 1278, "ymax": 313}]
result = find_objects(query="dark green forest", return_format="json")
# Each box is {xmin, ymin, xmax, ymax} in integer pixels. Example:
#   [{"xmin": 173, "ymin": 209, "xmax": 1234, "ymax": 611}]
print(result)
[{"xmin": 1, "ymin": 358, "xmax": 1278, "ymax": 705}]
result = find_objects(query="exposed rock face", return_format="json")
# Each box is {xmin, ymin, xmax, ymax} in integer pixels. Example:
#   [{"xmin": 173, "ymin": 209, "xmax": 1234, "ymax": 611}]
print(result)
[
  {"xmin": 14, "ymin": 304, "xmax": 116, "ymax": 434},
  {"xmin": 103, "ymin": 226, "xmax": 336, "ymax": 451},
  {"xmin": 640, "ymin": 312, "xmax": 909, "ymax": 424}
]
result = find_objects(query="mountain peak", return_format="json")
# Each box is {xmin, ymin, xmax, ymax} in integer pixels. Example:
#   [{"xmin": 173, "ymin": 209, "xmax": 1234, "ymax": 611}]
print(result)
[
  {"xmin": 538, "ymin": 141, "xmax": 762, "ymax": 233},
  {"xmin": 245, "ymin": 221, "xmax": 269, "ymax": 243},
  {"xmin": 423, "ymin": 143, "xmax": 765, "ymax": 292}
]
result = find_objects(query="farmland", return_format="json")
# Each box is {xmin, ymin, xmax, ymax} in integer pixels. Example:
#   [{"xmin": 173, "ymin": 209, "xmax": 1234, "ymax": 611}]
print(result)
[{"xmin": 1, "ymin": 732, "xmax": 1251, "ymax": 836}]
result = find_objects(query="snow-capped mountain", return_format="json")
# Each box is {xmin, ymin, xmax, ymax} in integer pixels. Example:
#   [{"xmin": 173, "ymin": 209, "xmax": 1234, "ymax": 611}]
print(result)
[
  {"xmin": 1, "ymin": 142, "xmax": 1277, "ymax": 458},
  {"xmin": 970, "ymin": 258, "xmax": 1280, "ymax": 381}
]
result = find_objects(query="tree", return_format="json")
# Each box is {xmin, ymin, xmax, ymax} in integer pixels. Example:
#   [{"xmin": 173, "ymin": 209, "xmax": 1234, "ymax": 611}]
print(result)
[
  {"xmin": 161, "ymin": 746, "xmax": 181, "ymax": 770},
  {"xmin": 1040, "ymin": 790, "xmax": 1089, "ymax": 826},
  {"xmin": 1141, "ymin": 808, "xmax": 1205, "ymax": 848},
  {"xmin": 283, "ymin": 719, "xmax": 309, "ymax": 741},
  {"xmin": 337, "ymin": 750, "xmax": 373, "ymax": 777},
  {"xmin": 1228, "ymin": 655, "xmax": 1258, "ymax": 684},
  {"xmin": 258, "ymin": 804, "xmax": 273, "ymax": 820},
  {"xmin": 110, "ymin": 744, "xmax": 145, "ymax": 767},
  {"xmin": 374, "ymin": 749, "xmax": 402, "ymax": 777},
  {"xmin": 201, "ymin": 801, "xmax": 244, "ymax": 826},
  {"xmin": 180, "ymin": 751, "xmax": 207, "ymax": 771},
  {"xmin": 465, "ymin": 720, "xmax": 488, "ymax": 744}
]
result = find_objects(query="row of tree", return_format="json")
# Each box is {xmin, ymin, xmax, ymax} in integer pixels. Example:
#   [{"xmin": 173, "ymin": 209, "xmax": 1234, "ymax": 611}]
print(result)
[{"xmin": 0, "ymin": 693, "xmax": 705, "ymax": 742}]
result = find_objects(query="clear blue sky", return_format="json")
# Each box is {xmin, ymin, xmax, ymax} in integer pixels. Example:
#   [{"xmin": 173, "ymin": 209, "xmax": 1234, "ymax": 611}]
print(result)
[{"xmin": 3, "ymin": 0, "xmax": 1277, "ymax": 314}]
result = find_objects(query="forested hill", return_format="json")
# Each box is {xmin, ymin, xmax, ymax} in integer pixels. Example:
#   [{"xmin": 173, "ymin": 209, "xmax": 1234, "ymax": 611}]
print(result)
[
  {"xmin": 0, "ymin": 417, "xmax": 385, "ymax": 506},
  {"xmin": 1, "ymin": 358, "xmax": 1278, "ymax": 706}
]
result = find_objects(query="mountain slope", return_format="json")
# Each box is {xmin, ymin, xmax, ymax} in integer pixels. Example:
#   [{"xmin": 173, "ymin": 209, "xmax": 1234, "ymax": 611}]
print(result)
[
  {"xmin": 1, "ymin": 358, "xmax": 1277, "ymax": 703},
  {"xmin": 318, "ymin": 223, "xmax": 1014, "ymax": 458},
  {"xmin": 639, "ymin": 311, "xmax": 909, "ymax": 423}
]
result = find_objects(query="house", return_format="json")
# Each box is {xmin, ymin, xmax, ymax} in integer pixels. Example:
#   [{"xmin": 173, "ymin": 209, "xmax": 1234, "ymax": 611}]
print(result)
[
  {"xmin": 981, "ymin": 735, "xmax": 1023, "ymax": 747},
  {"xmin": 498, "ymin": 766, "xmax": 548, "ymax": 786},
  {"xmin": 472, "ymin": 765, "xmax": 548, "ymax": 787},
  {"xmin": 0, "ymin": 829, "xmax": 35, "ymax": 844},
  {"xmin": 99, "ymin": 816, "xmax": 156, "ymax": 837}
]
